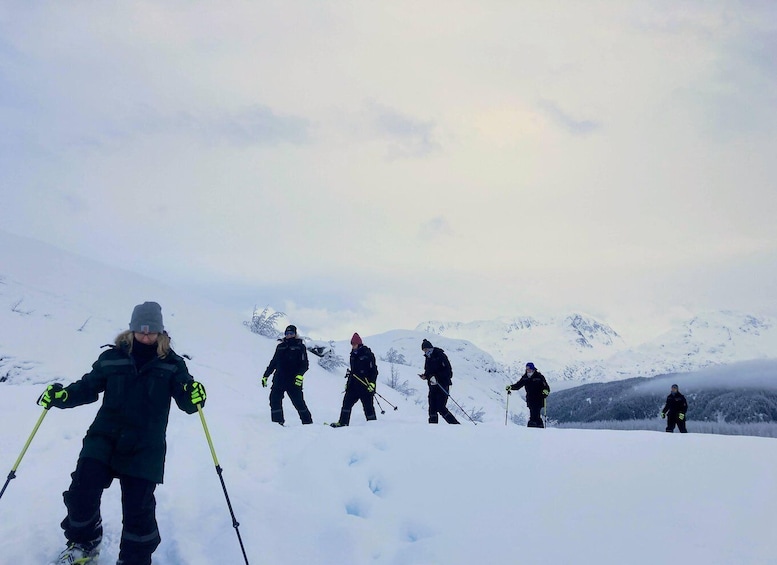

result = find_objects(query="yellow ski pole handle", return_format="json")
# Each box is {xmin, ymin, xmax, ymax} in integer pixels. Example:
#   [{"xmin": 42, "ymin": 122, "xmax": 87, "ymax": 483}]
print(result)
[
  {"xmin": 1, "ymin": 407, "xmax": 49, "ymax": 501},
  {"xmin": 195, "ymin": 404, "xmax": 250, "ymax": 564},
  {"xmin": 12, "ymin": 407, "xmax": 49, "ymax": 472},
  {"xmin": 349, "ymin": 372, "xmax": 368, "ymax": 386},
  {"xmin": 350, "ymin": 372, "xmax": 396, "ymax": 408},
  {"xmin": 197, "ymin": 404, "xmax": 220, "ymax": 468}
]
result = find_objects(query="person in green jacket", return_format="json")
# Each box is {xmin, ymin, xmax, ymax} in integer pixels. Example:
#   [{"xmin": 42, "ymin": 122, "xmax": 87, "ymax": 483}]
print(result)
[{"xmin": 37, "ymin": 301, "xmax": 206, "ymax": 565}]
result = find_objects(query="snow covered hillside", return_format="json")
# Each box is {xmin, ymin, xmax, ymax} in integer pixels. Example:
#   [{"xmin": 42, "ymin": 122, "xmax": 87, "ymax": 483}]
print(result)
[
  {"xmin": 2, "ymin": 230, "xmax": 777, "ymax": 564},
  {"xmin": 419, "ymin": 310, "xmax": 777, "ymax": 384},
  {"xmin": 418, "ymin": 315, "xmax": 627, "ymax": 383},
  {"xmin": 606, "ymin": 311, "xmax": 777, "ymax": 378}
]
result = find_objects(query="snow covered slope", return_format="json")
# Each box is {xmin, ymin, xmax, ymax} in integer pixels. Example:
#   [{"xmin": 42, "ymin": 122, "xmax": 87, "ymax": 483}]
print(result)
[{"xmin": 2, "ymin": 230, "xmax": 777, "ymax": 564}]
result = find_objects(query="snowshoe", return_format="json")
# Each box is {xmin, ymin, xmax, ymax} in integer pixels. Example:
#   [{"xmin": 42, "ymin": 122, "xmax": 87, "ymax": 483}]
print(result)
[{"xmin": 52, "ymin": 541, "xmax": 100, "ymax": 564}]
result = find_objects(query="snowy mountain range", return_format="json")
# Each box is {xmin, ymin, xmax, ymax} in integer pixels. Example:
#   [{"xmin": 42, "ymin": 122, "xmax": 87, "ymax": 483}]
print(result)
[
  {"xmin": 2, "ymin": 226, "xmax": 776, "ymax": 398},
  {"xmin": 417, "ymin": 310, "xmax": 777, "ymax": 385}
]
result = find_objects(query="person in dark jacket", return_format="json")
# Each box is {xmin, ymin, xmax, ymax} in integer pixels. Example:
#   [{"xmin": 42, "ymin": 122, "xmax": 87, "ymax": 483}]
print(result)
[
  {"xmin": 37, "ymin": 301, "xmax": 205, "ymax": 565},
  {"xmin": 661, "ymin": 384, "xmax": 688, "ymax": 433},
  {"xmin": 331, "ymin": 332, "xmax": 378, "ymax": 428},
  {"xmin": 418, "ymin": 339, "xmax": 460, "ymax": 424},
  {"xmin": 262, "ymin": 324, "xmax": 312, "ymax": 425},
  {"xmin": 506, "ymin": 362, "xmax": 550, "ymax": 428}
]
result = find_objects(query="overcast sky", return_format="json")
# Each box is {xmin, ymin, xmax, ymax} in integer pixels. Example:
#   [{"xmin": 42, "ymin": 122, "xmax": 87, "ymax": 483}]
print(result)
[{"xmin": 2, "ymin": 1, "xmax": 776, "ymax": 342}]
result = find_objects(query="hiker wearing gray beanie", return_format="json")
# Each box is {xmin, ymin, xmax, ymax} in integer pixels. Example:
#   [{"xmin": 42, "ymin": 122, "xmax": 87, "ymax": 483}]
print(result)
[
  {"xmin": 37, "ymin": 301, "xmax": 206, "ymax": 565},
  {"xmin": 129, "ymin": 301, "xmax": 164, "ymax": 334}
]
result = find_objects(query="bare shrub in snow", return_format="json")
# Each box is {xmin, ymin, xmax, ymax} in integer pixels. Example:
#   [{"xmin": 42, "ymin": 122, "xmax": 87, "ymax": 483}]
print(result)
[
  {"xmin": 384, "ymin": 364, "xmax": 416, "ymax": 397},
  {"xmin": 318, "ymin": 342, "xmax": 347, "ymax": 372},
  {"xmin": 244, "ymin": 306, "xmax": 285, "ymax": 339}
]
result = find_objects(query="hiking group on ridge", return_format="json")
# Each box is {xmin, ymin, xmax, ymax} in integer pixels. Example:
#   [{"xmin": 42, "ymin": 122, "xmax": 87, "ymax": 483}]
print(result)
[{"xmin": 29, "ymin": 303, "xmax": 689, "ymax": 564}]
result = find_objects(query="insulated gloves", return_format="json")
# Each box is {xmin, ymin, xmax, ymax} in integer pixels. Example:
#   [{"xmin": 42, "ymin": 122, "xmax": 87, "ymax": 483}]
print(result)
[
  {"xmin": 185, "ymin": 381, "xmax": 207, "ymax": 406},
  {"xmin": 261, "ymin": 374, "xmax": 304, "ymax": 387},
  {"xmin": 660, "ymin": 412, "xmax": 685, "ymax": 420},
  {"xmin": 542, "ymin": 389, "xmax": 550, "ymax": 397},
  {"xmin": 367, "ymin": 382, "xmax": 376, "ymax": 393},
  {"xmin": 37, "ymin": 383, "xmax": 68, "ymax": 409}
]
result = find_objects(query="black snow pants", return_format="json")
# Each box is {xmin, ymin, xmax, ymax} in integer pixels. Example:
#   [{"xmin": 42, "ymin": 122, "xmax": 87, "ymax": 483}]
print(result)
[
  {"xmin": 666, "ymin": 413, "xmax": 687, "ymax": 433},
  {"xmin": 338, "ymin": 385, "xmax": 377, "ymax": 426},
  {"xmin": 62, "ymin": 457, "xmax": 160, "ymax": 565},
  {"xmin": 269, "ymin": 380, "xmax": 313, "ymax": 425},
  {"xmin": 428, "ymin": 383, "xmax": 460, "ymax": 424},
  {"xmin": 527, "ymin": 403, "xmax": 545, "ymax": 428}
]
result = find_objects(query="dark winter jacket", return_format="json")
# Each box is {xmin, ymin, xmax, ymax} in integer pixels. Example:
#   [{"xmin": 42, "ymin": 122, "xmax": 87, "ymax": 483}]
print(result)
[
  {"xmin": 349, "ymin": 344, "xmax": 378, "ymax": 390},
  {"xmin": 509, "ymin": 371, "xmax": 550, "ymax": 407},
  {"xmin": 59, "ymin": 343, "xmax": 198, "ymax": 484},
  {"xmin": 422, "ymin": 347, "xmax": 453, "ymax": 387},
  {"xmin": 662, "ymin": 392, "xmax": 688, "ymax": 416},
  {"xmin": 264, "ymin": 337, "xmax": 309, "ymax": 385}
]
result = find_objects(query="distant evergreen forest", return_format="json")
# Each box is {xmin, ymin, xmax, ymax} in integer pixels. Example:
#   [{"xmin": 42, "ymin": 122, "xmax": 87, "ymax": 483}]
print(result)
[{"xmin": 550, "ymin": 371, "xmax": 777, "ymax": 425}]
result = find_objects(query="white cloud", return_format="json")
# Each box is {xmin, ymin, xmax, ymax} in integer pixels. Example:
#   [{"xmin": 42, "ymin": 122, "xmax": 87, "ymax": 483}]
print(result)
[{"xmin": 1, "ymin": 1, "xmax": 776, "ymax": 340}]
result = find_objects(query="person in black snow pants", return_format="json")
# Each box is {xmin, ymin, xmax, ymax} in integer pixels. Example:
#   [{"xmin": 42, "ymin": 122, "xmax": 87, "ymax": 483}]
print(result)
[
  {"xmin": 418, "ymin": 339, "xmax": 460, "ymax": 424},
  {"xmin": 262, "ymin": 324, "xmax": 313, "ymax": 425},
  {"xmin": 661, "ymin": 384, "xmax": 688, "ymax": 433},
  {"xmin": 330, "ymin": 332, "xmax": 378, "ymax": 428},
  {"xmin": 37, "ymin": 301, "xmax": 206, "ymax": 565},
  {"xmin": 506, "ymin": 362, "xmax": 550, "ymax": 428}
]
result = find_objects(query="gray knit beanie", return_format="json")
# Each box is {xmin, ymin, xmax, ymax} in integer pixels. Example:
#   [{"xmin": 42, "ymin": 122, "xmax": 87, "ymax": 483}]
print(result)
[{"xmin": 129, "ymin": 301, "xmax": 164, "ymax": 334}]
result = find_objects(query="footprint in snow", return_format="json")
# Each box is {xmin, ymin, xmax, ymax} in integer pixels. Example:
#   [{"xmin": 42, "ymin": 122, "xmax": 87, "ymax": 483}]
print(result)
[
  {"xmin": 368, "ymin": 475, "xmax": 386, "ymax": 497},
  {"xmin": 344, "ymin": 498, "xmax": 370, "ymax": 518}
]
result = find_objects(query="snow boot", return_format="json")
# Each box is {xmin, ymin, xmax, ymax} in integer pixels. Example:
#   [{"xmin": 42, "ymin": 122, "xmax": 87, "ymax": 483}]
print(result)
[{"xmin": 53, "ymin": 541, "xmax": 100, "ymax": 564}]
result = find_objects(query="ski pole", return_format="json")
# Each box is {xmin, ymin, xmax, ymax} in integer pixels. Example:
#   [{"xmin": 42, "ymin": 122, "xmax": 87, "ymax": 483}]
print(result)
[
  {"xmin": 374, "ymin": 390, "xmax": 398, "ymax": 410},
  {"xmin": 374, "ymin": 395, "xmax": 386, "ymax": 415},
  {"xmin": 543, "ymin": 398, "xmax": 548, "ymax": 428},
  {"xmin": 350, "ymin": 372, "xmax": 398, "ymax": 411},
  {"xmin": 1, "ymin": 407, "xmax": 49, "ymax": 502},
  {"xmin": 197, "ymin": 405, "xmax": 250, "ymax": 565},
  {"xmin": 505, "ymin": 391, "xmax": 510, "ymax": 426},
  {"xmin": 434, "ymin": 382, "xmax": 477, "ymax": 425}
]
